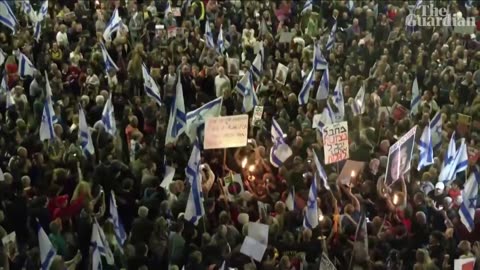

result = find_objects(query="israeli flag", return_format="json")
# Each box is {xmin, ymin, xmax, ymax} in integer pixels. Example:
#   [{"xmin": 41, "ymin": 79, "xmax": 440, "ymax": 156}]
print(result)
[
  {"xmin": 298, "ymin": 68, "xmax": 314, "ymax": 105},
  {"xmin": 185, "ymin": 97, "xmax": 223, "ymax": 141},
  {"xmin": 236, "ymin": 71, "xmax": 258, "ymax": 112},
  {"xmin": 332, "ymin": 77, "xmax": 344, "ymax": 121},
  {"xmin": 315, "ymin": 107, "xmax": 333, "ymax": 130},
  {"xmin": 285, "ymin": 186, "xmax": 295, "ymax": 211},
  {"xmin": 459, "ymin": 168, "xmax": 480, "ymax": 232},
  {"xmin": 184, "ymin": 139, "xmax": 205, "ymax": 225},
  {"xmin": 2, "ymin": 72, "xmax": 14, "ymax": 109},
  {"xmin": 18, "ymin": 52, "xmax": 36, "ymax": 78},
  {"xmin": 44, "ymin": 71, "xmax": 58, "ymax": 123},
  {"xmin": 417, "ymin": 124, "xmax": 433, "ymax": 171},
  {"xmin": 447, "ymin": 139, "xmax": 469, "ymax": 181},
  {"xmin": 21, "ymin": 0, "xmax": 37, "ymax": 22},
  {"xmin": 303, "ymin": 176, "xmax": 319, "ymax": 229},
  {"xmin": 165, "ymin": 78, "xmax": 186, "ymax": 144},
  {"xmin": 204, "ymin": 20, "xmax": 215, "ymax": 49},
  {"xmin": 439, "ymin": 132, "xmax": 457, "ymax": 182},
  {"xmin": 0, "ymin": 0, "xmax": 18, "ymax": 33},
  {"xmin": 37, "ymin": 0, "xmax": 49, "ymax": 21},
  {"xmin": 142, "ymin": 64, "xmax": 162, "ymax": 106},
  {"xmin": 91, "ymin": 219, "xmax": 115, "ymax": 269},
  {"xmin": 326, "ymin": 20, "xmax": 337, "ymax": 51},
  {"xmin": 351, "ymin": 85, "xmax": 365, "ymax": 116},
  {"xmin": 313, "ymin": 42, "xmax": 328, "ymax": 70},
  {"xmin": 103, "ymin": 9, "xmax": 121, "ymax": 41},
  {"xmin": 79, "ymin": 106, "xmax": 94, "ymax": 155},
  {"xmin": 0, "ymin": 71, "xmax": 6, "ymax": 93},
  {"xmin": 39, "ymin": 99, "xmax": 55, "ymax": 141},
  {"xmin": 38, "ymin": 223, "xmax": 56, "ymax": 270},
  {"xmin": 316, "ymin": 67, "xmax": 329, "ymax": 100},
  {"xmin": 313, "ymin": 151, "xmax": 329, "ymax": 190},
  {"xmin": 109, "ymin": 191, "xmax": 127, "ymax": 246},
  {"xmin": 301, "ymin": 0, "xmax": 313, "ymax": 15},
  {"xmin": 217, "ymin": 25, "xmax": 225, "ymax": 54},
  {"xmin": 250, "ymin": 52, "xmax": 263, "ymax": 79},
  {"xmin": 99, "ymin": 42, "xmax": 119, "ymax": 72},
  {"xmin": 101, "ymin": 93, "xmax": 116, "ymax": 136},
  {"xmin": 430, "ymin": 111, "xmax": 442, "ymax": 152},
  {"xmin": 33, "ymin": 21, "xmax": 42, "ymax": 42},
  {"xmin": 270, "ymin": 118, "xmax": 292, "ymax": 168},
  {"xmin": 410, "ymin": 78, "xmax": 421, "ymax": 116}
]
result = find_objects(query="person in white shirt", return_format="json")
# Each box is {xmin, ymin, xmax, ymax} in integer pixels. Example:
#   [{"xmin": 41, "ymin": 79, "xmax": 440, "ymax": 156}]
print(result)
[
  {"xmin": 214, "ymin": 67, "xmax": 231, "ymax": 97},
  {"xmin": 85, "ymin": 68, "xmax": 100, "ymax": 93},
  {"xmin": 56, "ymin": 25, "xmax": 69, "ymax": 48}
]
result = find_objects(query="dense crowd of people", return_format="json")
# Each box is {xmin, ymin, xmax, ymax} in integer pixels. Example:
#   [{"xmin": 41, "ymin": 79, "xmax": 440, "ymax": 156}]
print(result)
[{"xmin": 0, "ymin": 0, "xmax": 480, "ymax": 269}]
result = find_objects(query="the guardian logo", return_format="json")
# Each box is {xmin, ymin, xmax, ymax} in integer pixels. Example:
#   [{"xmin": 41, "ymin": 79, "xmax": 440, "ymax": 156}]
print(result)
[{"xmin": 406, "ymin": 4, "xmax": 476, "ymax": 27}]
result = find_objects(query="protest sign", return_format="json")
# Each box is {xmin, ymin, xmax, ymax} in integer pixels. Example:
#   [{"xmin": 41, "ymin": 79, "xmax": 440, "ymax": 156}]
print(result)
[
  {"xmin": 322, "ymin": 121, "xmax": 349, "ymax": 164},
  {"xmin": 454, "ymin": 257, "xmax": 475, "ymax": 270},
  {"xmin": 457, "ymin": 113, "xmax": 472, "ymax": 136},
  {"xmin": 240, "ymin": 222, "xmax": 270, "ymax": 262},
  {"xmin": 385, "ymin": 126, "xmax": 417, "ymax": 186},
  {"xmin": 337, "ymin": 160, "xmax": 366, "ymax": 186},
  {"xmin": 251, "ymin": 106, "xmax": 264, "ymax": 126},
  {"xmin": 391, "ymin": 102, "xmax": 409, "ymax": 121},
  {"xmin": 275, "ymin": 63, "xmax": 289, "ymax": 85},
  {"xmin": 224, "ymin": 173, "xmax": 244, "ymax": 201},
  {"xmin": 204, "ymin": 115, "xmax": 249, "ymax": 149}
]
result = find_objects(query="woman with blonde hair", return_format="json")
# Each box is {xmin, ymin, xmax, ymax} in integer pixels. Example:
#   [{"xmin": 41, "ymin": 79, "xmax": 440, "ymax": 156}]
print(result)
[{"xmin": 414, "ymin": 249, "xmax": 439, "ymax": 270}]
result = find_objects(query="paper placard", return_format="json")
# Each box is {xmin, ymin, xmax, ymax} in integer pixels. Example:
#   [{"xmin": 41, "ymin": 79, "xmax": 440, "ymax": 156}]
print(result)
[
  {"xmin": 251, "ymin": 106, "xmax": 264, "ymax": 126},
  {"xmin": 385, "ymin": 126, "xmax": 417, "ymax": 186},
  {"xmin": 279, "ymin": 31, "xmax": 295, "ymax": 43},
  {"xmin": 454, "ymin": 257, "xmax": 475, "ymax": 270},
  {"xmin": 240, "ymin": 236, "xmax": 267, "ymax": 262},
  {"xmin": 160, "ymin": 165, "xmax": 175, "ymax": 189},
  {"xmin": 322, "ymin": 122, "xmax": 349, "ymax": 164},
  {"xmin": 204, "ymin": 115, "xmax": 249, "ymax": 149},
  {"xmin": 167, "ymin": 26, "xmax": 177, "ymax": 38},
  {"xmin": 248, "ymin": 222, "xmax": 269, "ymax": 244},
  {"xmin": 275, "ymin": 63, "xmax": 289, "ymax": 85}
]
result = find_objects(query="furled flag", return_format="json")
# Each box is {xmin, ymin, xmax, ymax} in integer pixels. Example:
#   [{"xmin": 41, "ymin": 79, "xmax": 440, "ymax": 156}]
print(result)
[
  {"xmin": 185, "ymin": 97, "xmax": 223, "ymax": 141},
  {"xmin": 101, "ymin": 93, "xmax": 116, "ymax": 136},
  {"xmin": 417, "ymin": 123, "xmax": 433, "ymax": 171},
  {"xmin": 39, "ymin": 98, "xmax": 55, "ymax": 141},
  {"xmin": 439, "ymin": 132, "xmax": 457, "ymax": 182},
  {"xmin": 103, "ymin": 9, "xmax": 122, "ymax": 41},
  {"xmin": 459, "ymin": 168, "xmax": 480, "ymax": 232},
  {"xmin": 446, "ymin": 139, "xmax": 469, "ymax": 182},
  {"xmin": 110, "ymin": 191, "xmax": 127, "ymax": 246},
  {"xmin": 18, "ymin": 52, "xmax": 36, "ymax": 78},
  {"xmin": 301, "ymin": 0, "xmax": 313, "ymax": 15},
  {"xmin": 142, "ymin": 64, "xmax": 162, "ymax": 106},
  {"xmin": 270, "ymin": 119, "xmax": 292, "ymax": 168},
  {"xmin": 410, "ymin": 78, "xmax": 421, "ymax": 116},
  {"xmin": 79, "ymin": 106, "xmax": 94, "ymax": 155},
  {"xmin": 184, "ymin": 138, "xmax": 205, "ymax": 225},
  {"xmin": 0, "ymin": 0, "xmax": 18, "ymax": 33},
  {"xmin": 313, "ymin": 42, "xmax": 328, "ymax": 70},
  {"xmin": 217, "ymin": 25, "xmax": 225, "ymax": 54},
  {"xmin": 2, "ymin": 72, "xmax": 14, "ymax": 109},
  {"xmin": 91, "ymin": 219, "xmax": 115, "ymax": 269},
  {"xmin": 326, "ymin": 20, "xmax": 337, "ymax": 51},
  {"xmin": 38, "ymin": 223, "xmax": 56, "ymax": 270},
  {"xmin": 236, "ymin": 71, "xmax": 258, "ymax": 112},
  {"xmin": 99, "ymin": 42, "xmax": 119, "ymax": 72},
  {"xmin": 316, "ymin": 67, "xmax": 329, "ymax": 100},
  {"xmin": 332, "ymin": 77, "xmax": 344, "ymax": 121},
  {"xmin": 250, "ymin": 51, "xmax": 263, "ymax": 79},
  {"xmin": 44, "ymin": 71, "xmax": 58, "ymax": 123},
  {"xmin": 285, "ymin": 186, "xmax": 295, "ymax": 211},
  {"xmin": 21, "ymin": 0, "xmax": 37, "ymax": 22},
  {"xmin": 314, "ymin": 107, "xmax": 333, "ymax": 130},
  {"xmin": 430, "ymin": 111, "xmax": 443, "ymax": 152},
  {"xmin": 204, "ymin": 20, "xmax": 215, "ymax": 49},
  {"xmin": 320, "ymin": 252, "xmax": 337, "ymax": 270},
  {"xmin": 351, "ymin": 85, "xmax": 365, "ymax": 116},
  {"xmin": 165, "ymin": 78, "xmax": 186, "ymax": 144},
  {"xmin": 298, "ymin": 68, "xmax": 314, "ymax": 105},
  {"xmin": 303, "ymin": 177, "xmax": 319, "ymax": 229},
  {"xmin": 313, "ymin": 150, "xmax": 329, "ymax": 190}
]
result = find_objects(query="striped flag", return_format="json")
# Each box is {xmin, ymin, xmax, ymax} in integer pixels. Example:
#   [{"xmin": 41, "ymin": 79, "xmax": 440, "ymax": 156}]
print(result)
[
  {"xmin": 298, "ymin": 68, "xmax": 314, "ymax": 105},
  {"xmin": 270, "ymin": 119, "xmax": 292, "ymax": 168},
  {"xmin": 185, "ymin": 97, "xmax": 223, "ymax": 141},
  {"xmin": 99, "ymin": 42, "xmax": 119, "ymax": 72},
  {"xmin": 18, "ymin": 52, "xmax": 36, "ymax": 78},
  {"xmin": 103, "ymin": 9, "xmax": 122, "ymax": 41},
  {"xmin": 0, "ymin": 0, "xmax": 18, "ymax": 33},
  {"xmin": 142, "ymin": 64, "xmax": 162, "ymax": 106},
  {"xmin": 91, "ymin": 219, "xmax": 115, "ymax": 269},
  {"xmin": 303, "ymin": 177, "xmax": 319, "ymax": 229},
  {"xmin": 21, "ymin": 0, "xmax": 37, "ymax": 22},
  {"xmin": 39, "ymin": 98, "xmax": 55, "ymax": 141},
  {"xmin": 316, "ymin": 67, "xmax": 329, "ymax": 100},
  {"xmin": 351, "ymin": 85, "xmax": 365, "ymax": 116},
  {"xmin": 446, "ymin": 139, "xmax": 469, "ymax": 182},
  {"xmin": 430, "ymin": 111, "xmax": 442, "ymax": 152},
  {"xmin": 301, "ymin": 0, "xmax": 313, "ymax": 15},
  {"xmin": 250, "ymin": 52, "xmax": 263, "ymax": 79},
  {"xmin": 236, "ymin": 71, "xmax": 258, "ymax": 112},
  {"xmin": 459, "ymin": 168, "xmax": 480, "ymax": 232},
  {"xmin": 326, "ymin": 20, "xmax": 337, "ymax": 51},
  {"xmin": 313, "ymin": 150, "xmax": 329, "ymax": 190},
  {"xmin": 410, "ymin": 78, "xmax": 421, "ymax": 116},
  {"xmin": 38, "ymin": 223, "xmax": 56, "ymax": 270},
  {"xmin": 165, "ymin": 78, "xmax": 186, "ymax": 144},
  {"xmin": 332, "ymin": 77, "xmax": 344, "ymax": 121},
  {"xmin": 184, "ymin": 138, "xmax": 205, "ymax": 225},
  {"xmin": 37, "ymin": 0, "xmax": 49, "ymax": 21},
  {"xmin": 285, "ymin": 186, "xmax": 295, "ymax": 211},
  {"xmin": 217, "ymin": 25, "xmax": 225, "ymax": 54},
  {"xmin": 417, "ymin": 123, "xmax": 433, "ymax": 171},
  {"xmin": 79, "ymin": 106, "xmax": 94, "ymax": 155},
  {"xmin": 313, "ymin": 42, "xmax": 328, "ymax": 70},
  {"xmin": 109, "ymin": 191, "xmax": 127, "ymax": 246},
  {"xmin": 101, "ymin": 93, "xmax": 116, "ymax": 136},
  {"xmin": 439, "ymin": 132, "xmax": 457, "ymax": 182},
  {"xmin": 204, "ymin": 20, "xmax": 215, "ymax": 49}
]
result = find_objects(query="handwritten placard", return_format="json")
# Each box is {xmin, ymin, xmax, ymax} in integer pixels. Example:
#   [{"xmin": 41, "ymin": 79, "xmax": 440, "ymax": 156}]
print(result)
[
  {"xmin": 204, "ymin": 115, "xmax": 249, "ymax": 149},
  {"xmin": 322, "ymin": 121, "xmax": 349, "ymax": 164},
  {"xmin": 251, "ymin": 106, "xmax": 264, "ymax": 126}
]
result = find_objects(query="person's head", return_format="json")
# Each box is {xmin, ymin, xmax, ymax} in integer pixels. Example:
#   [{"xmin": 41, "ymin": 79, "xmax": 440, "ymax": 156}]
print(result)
[
  {"xmin": 458, "ymin": 240, "xmax": 471, "ymax": 255},
  {"xmin": 95, "ymin": 95, "xmax": 105, "ymax": 106},
  {"xmin": 49, "ymin": 219, "xmax": 62, "ymax": 234},
  {"xmin": 138, "ymin": 206, "xmax": 149, "ymax": 218}
]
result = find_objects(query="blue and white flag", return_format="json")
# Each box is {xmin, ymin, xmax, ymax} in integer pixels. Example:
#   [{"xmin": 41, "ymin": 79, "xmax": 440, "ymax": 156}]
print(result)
[
  {"xmin": 44, "ymin": 72, "xmax": 58, "ymax": 123},
  {"xmin": 351, "ymin": 85, "xmax": 365, "ymax": 116},
  {"xmin": 37, "ymin": 0, "xmax": 49, "ymax": 21},
  {"xmin": 103, "ymin": 9, "xmax": 122, "ymax": 41},
  {"xmin": 18, "ymin": 52, "xmax": 36, "ymax": 78},
  {"xmin": 217, "ymin": 25, "xmax": 225, "ymax": 54},
  {"xmin": 2, "ymin": 72, "xmax": 14, "ymax": 109},
  {"xmin": 38, "ymin": 223, "xmax": 56, "ymax": 270},
  {"xmin": 439, "ymin": 132, "xmax": 457, "ymax": 182},
  {"xmin": 101, "ymin": 93, "xmax": 116, "ymax": 136},
  {"xmin": 332, "ymin": 77, "xmax": 344, "ymax": 121},
  {"xmin": 109, "ymin": 191, "xmax": 127, "ymax": 246},
  {"xmin": 0, "ymin": 0, "xmax": 17, "ymax": 33},
  {"xmin": 410, "ymin": 78, "xmax": 421, "ymax": 116},
  {"xmin": 447, "ymin": 139, "xmax": 469, "ymax": 182},
  {"xmin": 33, "ymin": 21, "xmax": 42, "ymax": 42},
  {"xmin": 184, "ymin": 138, "xmax": 205, "ymax": 225},
  {"xmin": 204, "ymin": 20, "xmax": 215, "ymax": 49},
  {"xmin": 415, "ymin": 0, "xmax": 423, "ymax": 10},
  {"xmin": 21, "ymin": 0, "xmax": 37, "ymax": 22},
  {"xmin": 270, "ymin": 119, "xmax": 292, "ymax": 168},
  {"xmin": 417, "ymin": 124, "xmax": 433, "ymax": 171},
  {"xmin": 303, "ymin": 177, "xmax": 319, "ymax": 229},
  {"xmin": 313, "ymin": 42, "xmax": 328, "ymax": 70},
  {"xmin": 236, "ymin": 71, "xmax": 258, "ymax": 112},
  {"xmin": 314, "ymin": 107, "xmax": 333, "ymax": 130},
  {"xmin": 430, "ymin": 111, "xmax": 442, "ymax": 152},
  {"xmin": 316, "ymin": 67, "xmax": 329, "ymax": 100},
  {"xmin": 313, "ymin": 151, "xmax": 329, "ymax": 190},
  {"xmin": 142, "ymin": 64, "xmax": 162, "ymax": 106},
  {"xmin": 301, "ymin": 0, "xmax": 313, "ymax": 15},
  {"xmin": 165, "ymin": 78, "xmax": 186, "ymax": 144},
  {"xmin": 285, "ymin": 186, "xmax": 295, "ymax": 211},
  {"xmin": 79, "ymin": 106, "xmax": 94, "ymax": 155},
  {"xmin": 164, "ymin": 1, "xmax": 172, "ymax": 19},
  {"xmin": 39, "ymin": 99, "xmax": 55, "ymax": 141},
  {"xmin": 298, "ymin": 68, "xmax": 314, "ymax": 105},
  {"xmin": 91, "ymin": 219, "xmax": 115, "ymax": 269},
  {"xmin": 250, "ymin": 52, "xmax": 263, "ymax": 79},
  {"xmin": 99, "ymin": 42, "xmax": 119, "ymax": 72},
  {"xmin": 459, "ymin": 168, "xmax": 480, "ymax": 232},
  {"xmin": 326, "ymin": 20, "xmax": 337, "ymax": 51},
  {"xmin": 185, "ymin": 97, "xmax": 223, "ymax": 141}
]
